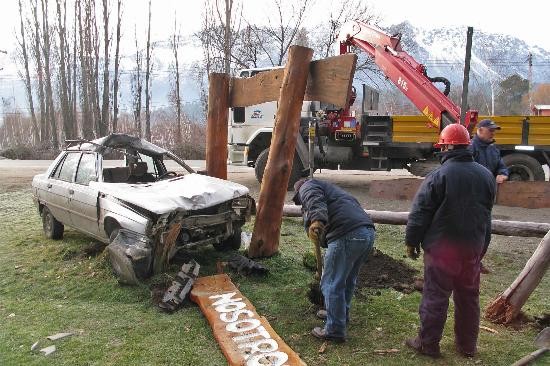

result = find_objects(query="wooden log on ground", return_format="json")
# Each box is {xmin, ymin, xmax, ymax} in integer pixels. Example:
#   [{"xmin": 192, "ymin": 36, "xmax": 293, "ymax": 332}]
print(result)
[
  {"xmin": 281, "ymin": 205, "xmax": 550, "ymax": 238},
  {"xmin": 248, "ymin": 46, "xmax": 313, "ymax": 258},
  {"xmin": 206, "ymin": 73, "xmax": 229, "ymax": 179},
  {"xmin": 485, "ymin": 230, "xmax": 550, "ymax": 324}
]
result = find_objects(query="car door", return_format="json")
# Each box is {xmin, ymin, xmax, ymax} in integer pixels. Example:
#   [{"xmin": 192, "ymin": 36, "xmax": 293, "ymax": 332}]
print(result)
[
  {"xmin": 46, "ymin": 151, "xmax": 81, "ymax": 226},
  {"xmin": 69, "ymin": 152, "xmax": 103, "ymax": 238}
]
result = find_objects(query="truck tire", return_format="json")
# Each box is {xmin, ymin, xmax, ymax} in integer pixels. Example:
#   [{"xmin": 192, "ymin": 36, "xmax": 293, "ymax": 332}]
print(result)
[
  {"xmin": 254, "ymin": 148, "xmax": 303, "ymax": 190},
  {"xmin": 502, "ymin": 153, "xmax": 545, "ymax": 181},
  {"xmin": 408, "ymin": 160, "xmax": 440, "ymax": 177},
  {"xmin": 42, "ymin": 206, "xmax": 64, "ymax": 240}
]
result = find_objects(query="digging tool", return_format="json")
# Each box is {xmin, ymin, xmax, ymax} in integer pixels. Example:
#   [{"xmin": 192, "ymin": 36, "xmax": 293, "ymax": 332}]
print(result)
[
  {"xmin": 307, "ymin": 229, "xmax": 325, "ymax": 306},
  {"xmin": 511, "ymin": 327, "xmax": 550, "ymax": 366}
]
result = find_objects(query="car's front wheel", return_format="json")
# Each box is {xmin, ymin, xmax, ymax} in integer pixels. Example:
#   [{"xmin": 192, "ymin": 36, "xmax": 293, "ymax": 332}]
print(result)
[
  {"xmin": 42, "ymin": 206, "xmax": 64, "ymax": 240},
  {"xmin": 213, "ymin": 228, "xmax": 242, "ymax": 251}
]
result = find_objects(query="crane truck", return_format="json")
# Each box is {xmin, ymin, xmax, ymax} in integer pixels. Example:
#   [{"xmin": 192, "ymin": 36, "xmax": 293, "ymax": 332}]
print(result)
[{"xmin": 227, "ymin": 21, "xmax": 550, "ymax": 186}]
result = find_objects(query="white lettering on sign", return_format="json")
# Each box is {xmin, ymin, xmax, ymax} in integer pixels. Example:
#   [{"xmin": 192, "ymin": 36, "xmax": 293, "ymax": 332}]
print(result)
[
  {"xmin": 397, "ymin": 76, "xmax": 408, "ymax": 92},
  {"xmin": 208, "ymin": 292, "xmax": 291, "ymax": 366}
]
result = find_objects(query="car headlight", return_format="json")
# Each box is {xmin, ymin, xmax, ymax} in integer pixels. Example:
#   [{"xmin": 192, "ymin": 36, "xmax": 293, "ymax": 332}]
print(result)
[{"xmin": 232, "ymin": 196, "xmax": 250, "ymax": 209}]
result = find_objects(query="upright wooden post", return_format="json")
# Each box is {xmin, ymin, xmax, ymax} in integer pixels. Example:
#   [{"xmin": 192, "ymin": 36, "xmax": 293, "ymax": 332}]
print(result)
[
  {"xmin": 248, "ymin": 46, "xmax": 313, "ymax": 258},
  {"xmin": 206, "ymin": 73, "xmax": 229, "ymax": 179}
]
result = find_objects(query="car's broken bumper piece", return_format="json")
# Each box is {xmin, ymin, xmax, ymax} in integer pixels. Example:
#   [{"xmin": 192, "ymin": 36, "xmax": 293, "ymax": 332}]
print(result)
[
  {"xmin": 107, "ymin": 229, "xmax": 153, "ymax": 285},
  {"xmin": 158, "ymin": 260, "xmax": 200, "ymax": 313}
]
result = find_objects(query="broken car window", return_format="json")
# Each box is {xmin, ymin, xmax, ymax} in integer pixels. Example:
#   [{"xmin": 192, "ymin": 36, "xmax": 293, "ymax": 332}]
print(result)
[
  {"xmin": 57, "ymin": 152, "xmax": 81, "ymax": 182},
  {"xmin": 75, "ymin": 153, "xmax": 97, "ymax": 185}
]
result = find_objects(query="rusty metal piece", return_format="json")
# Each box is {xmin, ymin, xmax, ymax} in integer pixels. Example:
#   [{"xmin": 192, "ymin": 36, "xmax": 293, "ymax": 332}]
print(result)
[
  {"xmin": 190, "ymin": 274, "xmax": 306, "ymax": 366},
  {"xmin": 158, "ymin": 260, "xmax": 200, "ymax": 313}
]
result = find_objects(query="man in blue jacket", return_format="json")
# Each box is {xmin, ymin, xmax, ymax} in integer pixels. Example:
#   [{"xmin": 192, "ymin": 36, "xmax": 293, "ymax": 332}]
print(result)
[
  {"xmin": 293, "ymin": 178, "xmax": 375, "ymax": 343},
  {"xmin": 470, "ymin": 119, "xmax": 509, "ymax": 184},
  {"xmin": 405, "ymin": 124, "xmax": 496, "ymax": 358}
]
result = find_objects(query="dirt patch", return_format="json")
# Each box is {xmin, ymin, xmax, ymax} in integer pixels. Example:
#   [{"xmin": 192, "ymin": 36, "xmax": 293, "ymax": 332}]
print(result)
[
  {"xmin": 61, "ymin": 242, "xmax": 106, "ymax": 260},
  {"xmin": 356, "ymin": 249, "xmax": 421, "ymax": 294}
]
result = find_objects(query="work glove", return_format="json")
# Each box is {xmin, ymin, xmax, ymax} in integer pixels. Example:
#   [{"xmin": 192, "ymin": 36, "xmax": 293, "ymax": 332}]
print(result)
[
  {"xmin": 406, "ymin": 244, "xmax": 421, "ymax": 260},
  {"xmin": 308, "ymin": 221, "xmax": 326, "ymax": 243}
]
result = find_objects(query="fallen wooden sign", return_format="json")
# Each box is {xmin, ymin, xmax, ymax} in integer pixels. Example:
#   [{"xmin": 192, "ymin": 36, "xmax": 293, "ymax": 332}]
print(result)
[{"xmin": 190, "ymin": 274, "xmax": 306, "ymax": 366}]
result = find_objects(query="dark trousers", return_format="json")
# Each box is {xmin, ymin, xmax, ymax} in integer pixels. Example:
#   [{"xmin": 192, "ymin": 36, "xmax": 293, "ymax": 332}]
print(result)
[{"xmin": 419, "ymin": 245, "xmax": 482, "ymax": 353}]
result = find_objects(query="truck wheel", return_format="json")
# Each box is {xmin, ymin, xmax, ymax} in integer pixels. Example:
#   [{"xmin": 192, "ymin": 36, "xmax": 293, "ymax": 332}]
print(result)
[
  {"xmin": 408, "ymin": 159, "xmax": 440, "ymax": 177},
  {"xmin": 213, "ymin": 228, "xmax": 242, "ymax": 251},
  {"xmin": 502, "ymin": 154, "xmax": 545, "ymax": 181},
  {"xmin": 254, "ymin": 148, "xmax": 303, "ymax": 190},
  {"xmin": 42, "ymin": 206, "xmax": 64, "ymax": 240}
]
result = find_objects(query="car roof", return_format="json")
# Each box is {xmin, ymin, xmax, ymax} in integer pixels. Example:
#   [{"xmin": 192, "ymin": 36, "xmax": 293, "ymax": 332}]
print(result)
[{"xmin": 66, "ymin": 133, "xmax": 168, "ymax": 156}]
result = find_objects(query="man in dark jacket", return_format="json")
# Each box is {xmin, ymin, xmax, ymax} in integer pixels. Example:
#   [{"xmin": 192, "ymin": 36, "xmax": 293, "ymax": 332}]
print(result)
[
  {"xmin": 293, "ymin": 179, "xmax": 375, "ymax": 343},
  {"xmin": 405, "ymin": 124, "xmax": 496, "ymax": 358},
  {"xmin": 470, "ymin": 119, "xmax": 509, "ymax": 184}
]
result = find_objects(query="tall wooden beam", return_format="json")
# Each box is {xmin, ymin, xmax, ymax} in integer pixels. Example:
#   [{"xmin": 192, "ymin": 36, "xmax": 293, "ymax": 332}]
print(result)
[
  {"xmin": 206, "ymin": 73, "xmax": 230, "ymax": 179},
  {"xmin": 248, "ymin": 46, "xmax": 313, "ymax": 258}
]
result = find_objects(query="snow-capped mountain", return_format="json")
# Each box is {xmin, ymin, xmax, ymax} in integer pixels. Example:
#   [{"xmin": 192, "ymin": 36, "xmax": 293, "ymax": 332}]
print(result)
[{"xmin": 388, "ymin": 21, "xmax": 550, "ymax": 85}]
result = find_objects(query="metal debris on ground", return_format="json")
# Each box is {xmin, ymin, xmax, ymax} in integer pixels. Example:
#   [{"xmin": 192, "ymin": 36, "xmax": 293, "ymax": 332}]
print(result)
[
  {"xmin": 40, "ymin": 345, "xmax": 56, "ymax": 356},
  {"xmin": 226, "ymin": 254, "xmax": 269, "ymax": 275},
  {"xmin": 479, "ymin": 325, "xmax": 499, "ymax": 334},
  {"xmin": 158, "ymin": 260, "xmax": 200, "ymax": 313},
  {"xmin": 30, "ymin": 341, "xmax": 39, "ymax": 351},
  {"xmin": 373, "ymin": 348, "xmax": 400, "ymax": 355},
  {"xmin": 46, "ymin": 332, "xmax": 73, "ymax": 341}
]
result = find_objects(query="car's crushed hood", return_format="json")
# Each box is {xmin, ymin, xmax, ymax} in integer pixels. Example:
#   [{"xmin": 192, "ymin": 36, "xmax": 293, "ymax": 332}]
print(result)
[{"xmin": 91, "ymin": 173, "xmax": 249, "ymax": 215}]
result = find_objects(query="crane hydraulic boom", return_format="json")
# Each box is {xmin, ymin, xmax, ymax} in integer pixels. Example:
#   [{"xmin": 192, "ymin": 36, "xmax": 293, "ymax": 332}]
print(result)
[{"xmin": 338, "ymin": 20, "xmax": 478, "ymax": 130}]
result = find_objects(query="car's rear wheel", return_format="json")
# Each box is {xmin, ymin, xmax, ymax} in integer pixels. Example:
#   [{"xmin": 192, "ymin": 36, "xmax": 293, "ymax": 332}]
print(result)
[
  {"xmin": 42, "ymin": 206, "xmax": 64, "ymax": 240},
  {"xmin": 213, "ymin": 228, "xmax": 242, "ymax": 251}
]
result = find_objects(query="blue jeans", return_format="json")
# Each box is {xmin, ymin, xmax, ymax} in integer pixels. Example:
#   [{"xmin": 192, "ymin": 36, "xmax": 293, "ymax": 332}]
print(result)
[{"xmin": 321, "ymin": 226, "xmax": 375, "ymax": 338}]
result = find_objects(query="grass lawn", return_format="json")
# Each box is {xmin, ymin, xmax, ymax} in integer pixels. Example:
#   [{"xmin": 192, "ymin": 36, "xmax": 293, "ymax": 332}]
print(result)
[{"xmin": 0, "ymin": 188, "xmax": 548, "ymax": 365}]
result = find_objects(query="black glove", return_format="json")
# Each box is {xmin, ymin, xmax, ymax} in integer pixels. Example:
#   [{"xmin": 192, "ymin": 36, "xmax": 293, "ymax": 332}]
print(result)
[{"xmin": 406, "ymin": 244, "xmax": 421, "ymax": 260}]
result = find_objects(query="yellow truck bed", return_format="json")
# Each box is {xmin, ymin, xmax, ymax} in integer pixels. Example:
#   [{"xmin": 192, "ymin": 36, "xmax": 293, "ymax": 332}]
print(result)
[{"xmin": 391, "ymin": 115, "xmax": 550, "ymax": 146}]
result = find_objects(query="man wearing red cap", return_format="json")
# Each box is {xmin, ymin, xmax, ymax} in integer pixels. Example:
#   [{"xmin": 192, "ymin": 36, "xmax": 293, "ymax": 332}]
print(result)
[{"xmin": 404, "ymin": 124, "xmax": 496, "ymax": 358}]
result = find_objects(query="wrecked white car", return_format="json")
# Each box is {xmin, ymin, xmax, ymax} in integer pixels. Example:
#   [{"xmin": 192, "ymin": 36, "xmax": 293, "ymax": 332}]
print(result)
[{"xmin": 32, "ymin": 134, "xmax": 255, "ymax": 284}]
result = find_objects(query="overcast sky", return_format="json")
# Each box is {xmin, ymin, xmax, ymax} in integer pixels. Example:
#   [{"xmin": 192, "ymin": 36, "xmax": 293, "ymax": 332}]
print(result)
[
  {"xmin": 1, "ymin": 0, "xmax": 548, "ymax": 73},
  {"xmin": 0, "ymin": 0, "xmax": 548, "ymax": 112}
]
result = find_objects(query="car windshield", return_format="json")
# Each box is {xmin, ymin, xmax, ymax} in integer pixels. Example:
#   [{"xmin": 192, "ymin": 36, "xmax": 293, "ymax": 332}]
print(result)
[{"xmin": 101, "ymin": 149, "xmax": 194, "ymax": 184}]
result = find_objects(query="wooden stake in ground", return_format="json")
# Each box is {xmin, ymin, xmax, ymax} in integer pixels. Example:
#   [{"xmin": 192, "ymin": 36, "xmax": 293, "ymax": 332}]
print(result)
[
  {"xmin": 206, "ymin": 73, "xmax": 230, "ymax": 179},
  {"xmin": 248, "ymin": 46, "xmax": 313, "ymax": 258},
  {"xmin": 485, "ymin": 230, "xmax": 550, "ymax": 324}
]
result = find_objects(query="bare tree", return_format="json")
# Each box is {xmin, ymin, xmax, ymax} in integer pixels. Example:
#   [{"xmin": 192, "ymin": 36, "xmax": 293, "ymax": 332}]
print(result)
[
  {"xmin": 171, "ymin": 15, "xmax": 182, "ymax": 144},
  {"xmin": 77, "ymin": 0, "xmax": 93, "ymax": 139},
  {"xmin": 112, "ymin": 0, "xmax": 122, "ymax": 132},
  {"xmin": 17, "ymin": 0, "xmax": 40, "ymax": 144},
  {"xmin": 31, "ymin": 0, "xmax": 47, "ymax": 142},
  {"xmin": 311, "ymin": 0, "xmax": 381, "ymax": 59},
  {"xmin": 144, "ymin": 0, "xmax": 152, "ymax": 141},
  {"xmin": 131, "ymin": 25, "xmax": 143, "ymax": 137},
  {"xmin": 100, "ymin": 0, "xmax": 110, "ymax": 136},
  {"xmin": 252, "ymin": 0, "xmax": 312, "ymax": 66},
  {"xmin": 41, "ymin": 0, "xmax": 59, "ymax": 148},
  {"xmin": 56, "ymin": 0, "xmax": 75, "ymax": 140}
]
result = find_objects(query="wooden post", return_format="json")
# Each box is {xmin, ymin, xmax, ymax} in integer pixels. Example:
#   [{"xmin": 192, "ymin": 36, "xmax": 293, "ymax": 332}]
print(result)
[
  {"xmin": 206, "ymin": 73, "xmax": 229, "ymax": 179},
  {"xmin": 485, "ymin": 230, "xmax": 550, "ymax": 324},
  {"xmin": 248, "ymin": 46, "xmax": 313, "ymax": 258}
]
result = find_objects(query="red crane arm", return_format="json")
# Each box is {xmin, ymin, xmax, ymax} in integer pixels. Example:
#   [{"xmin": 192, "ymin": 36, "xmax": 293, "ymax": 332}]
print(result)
[{"xmin": 338, "ymin": 20, "xmax": 477, "ymax": 129}]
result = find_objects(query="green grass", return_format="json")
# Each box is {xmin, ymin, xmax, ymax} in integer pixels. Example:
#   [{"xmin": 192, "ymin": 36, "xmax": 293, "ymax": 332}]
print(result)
[{"xmin": 0, "ymin": 189, "xmax": 548, "ymax": 365}]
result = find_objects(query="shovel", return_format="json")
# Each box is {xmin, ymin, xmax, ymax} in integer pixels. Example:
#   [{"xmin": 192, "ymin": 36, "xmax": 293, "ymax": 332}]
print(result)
[
  {"xmin": 307, "ymin": 232, "xmax": 325, "ymax": 306},
  {"xmin": 511, "ymin": 327, "xmax": 550, "ymax": 366}
]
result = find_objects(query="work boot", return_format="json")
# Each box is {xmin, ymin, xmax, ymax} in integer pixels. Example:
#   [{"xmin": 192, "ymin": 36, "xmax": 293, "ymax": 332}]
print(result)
[
  {"xmin": 405, "ymin": 337, "xmax": 441, "ymax": 358},
  {"xmin": 316, "ymin": 309, "xmax": 327, "ymax": 320},
  {"xmin": 456, "ymin": 344, "xmax": 476, "ymax": 358},
  {"xmin": 480, "ymin": 262, "xmax": 491, "ymax": 274},
  {"xmin": 311, "ymin": 327, "xmax": 346, "ymax": 343}
]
